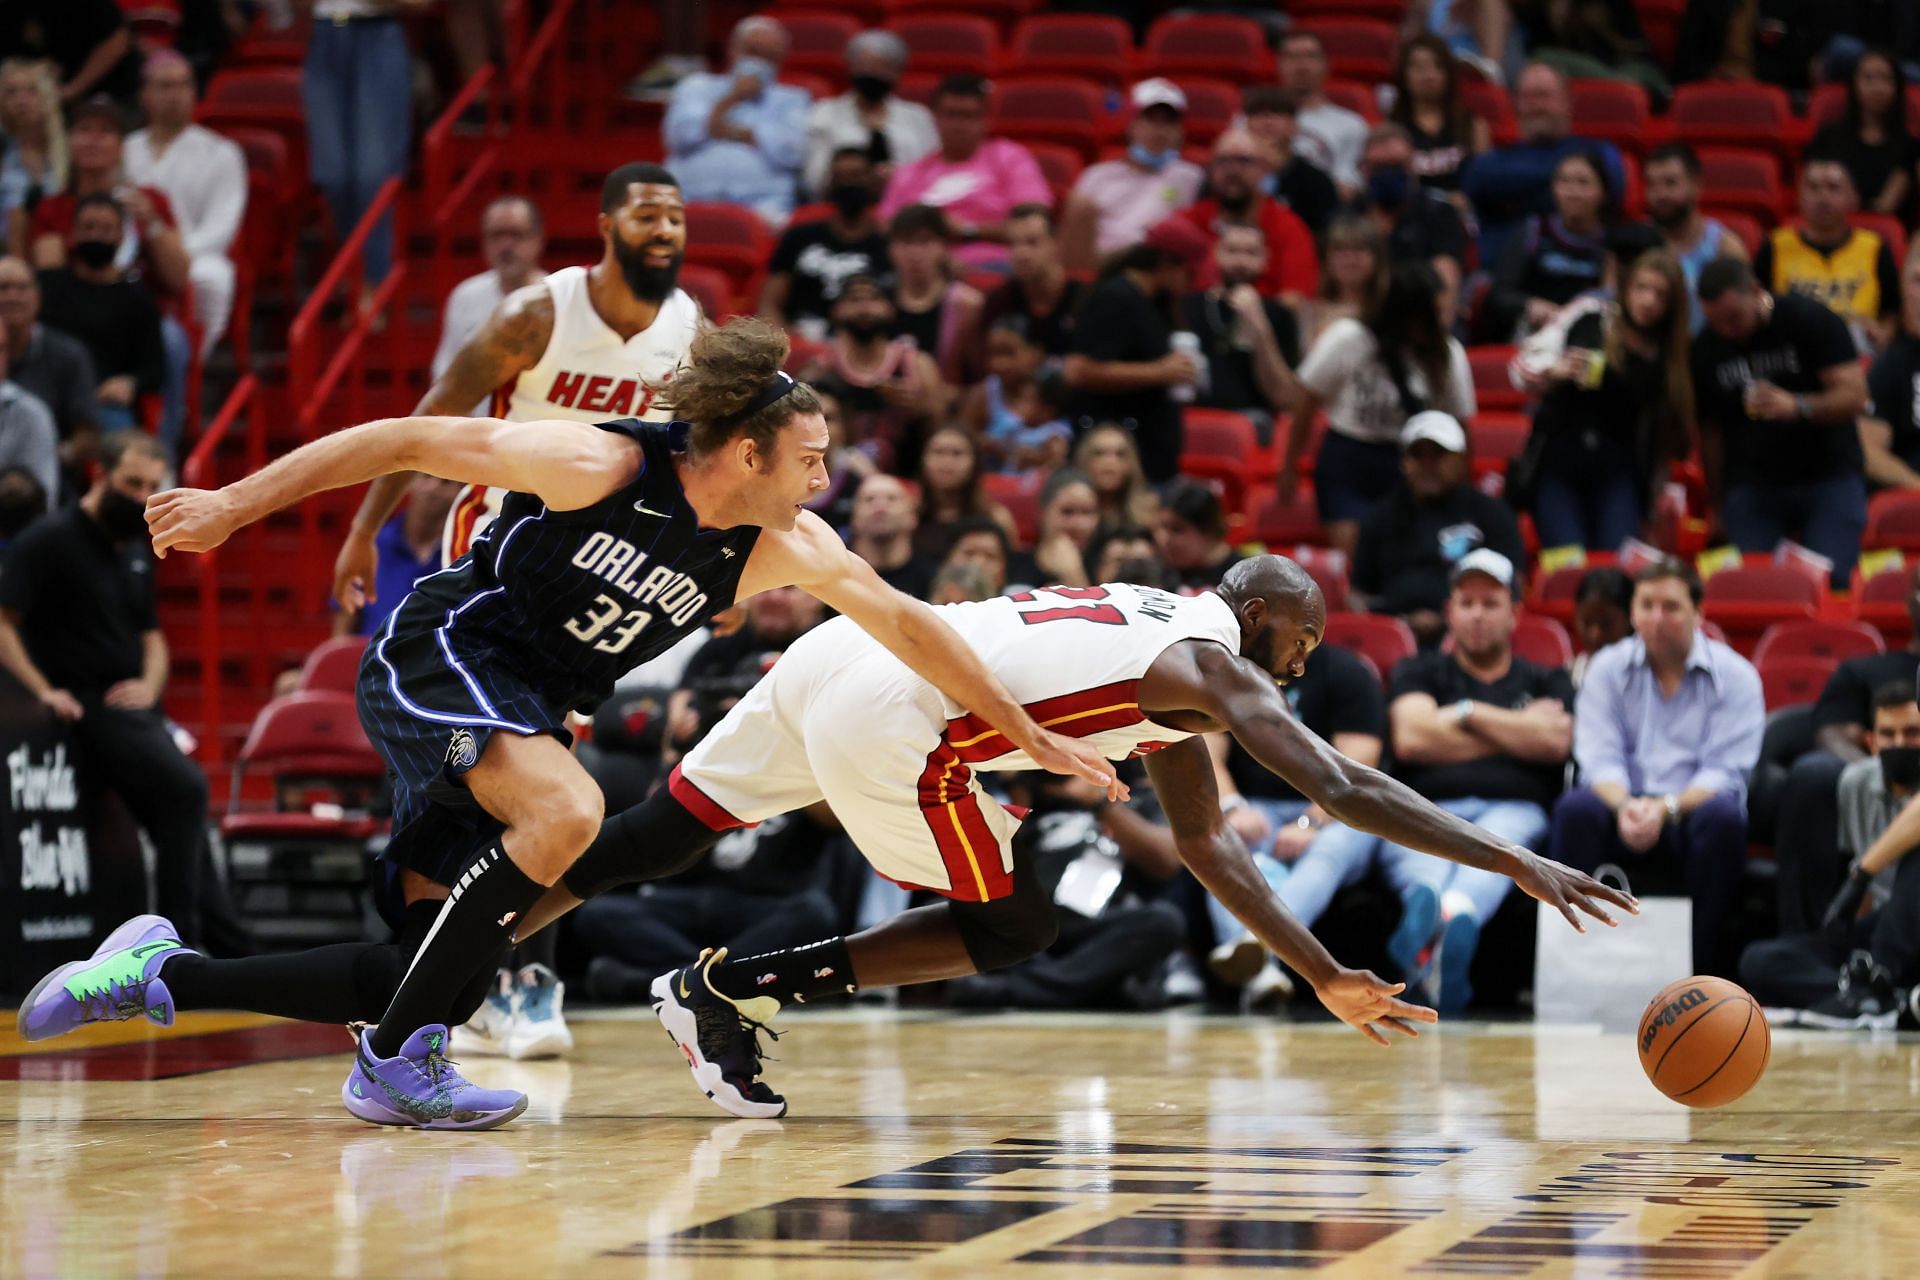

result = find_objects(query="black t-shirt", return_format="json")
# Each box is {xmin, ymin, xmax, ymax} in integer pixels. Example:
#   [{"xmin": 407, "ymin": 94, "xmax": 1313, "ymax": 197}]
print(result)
[
  {"xmin": 873, "ymin": 551, "xmax": 936, "ymax": 601},
  {"xmin": 1388, "ymin": 652, "xmax": 1576, "ymax": 807},
  {"xmin": 1810, "ymin": 123, "xmax": 1917, "ymax": 219},
  {"xmin": 893, "ymin": 297, "xmax": 942, "ymax": 363},
  {"xmin": 35, "ymin": 269, "xmax": 166, "ymax": 392},
  {"xmin": 1068, "ymin": 274, "xmax": 1182, "ymax": 482},
  {"xmin": 0, "ymin": 0, "xmax": 140, "ymax": 102},
  {"xmin": 1533, "ymin": 307, "xmax": 1667, "ymax": 448},
  {"xmin": 1181, "ymin": 291, "xmax": 1301, "ymax": 415},
  {"xmin": 1345, "ymin": 190, "xmax": 1472, "ymax": 270},
  {"xmin": 979, "ymin": 276, "xmax": 1087, "ymax": 358},
  {"xmin": 1228, "ymin": 642, "xmax": 1385, "ymax": 803},
  {"xmin": 1405, "ymin": 119, "xmax": 1474, "ymax": 192},
  {"xmin": 766, "ymin": 218, "xmax": 889, "ymax": 328},
  {"xmin": 1351, "ymin": 485, "xmax": 1529, "ymax": 617},
  {"xmin": 1812, "ymin": 650, "xmax": 1920, "ymax": 733},
  {"xmin": 1171, "ymin": 547, "xmax": 1247, "ymax": 594},
  {"xmin": 1868, "ymin": 333, "xmax": 1920, "ymax": 482},
  {"xmin": 1690, "ymin": 292, "xmax": 1865, "ymax": 486},
  {"xmin": 0, "ymin": 503, "xmax": 155, "ymax": 698}
]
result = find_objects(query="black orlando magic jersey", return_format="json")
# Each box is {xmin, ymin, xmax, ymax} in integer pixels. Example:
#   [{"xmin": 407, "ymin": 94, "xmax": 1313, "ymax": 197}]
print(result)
[{"xmin": 397, "ymin": 419, "xmax": 761, "ymax": 713}]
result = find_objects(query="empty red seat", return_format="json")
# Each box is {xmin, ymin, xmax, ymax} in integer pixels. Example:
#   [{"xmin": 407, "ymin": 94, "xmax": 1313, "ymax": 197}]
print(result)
[
  {"xmin": 1570, "ymin": 78, "xmax": 1659, "ymax": 155},
  {"xmin": 1704, "ymin": 207, "xmax": 1766, "ymax": 257},
  {"xmin": 1288, "ymin": 0, "xmax": 1408, "ymax": 18},
  {"xmin": 1293, "ymin": 18, "xmax": 1398, "ymax": 83},
  {"xmin": 981, "ymin": 471, "xmax": 1039, "ymax": 545},
  {"xmin": 1854, "ymin": 563, "xmax": 1916, "ymax": 647},
  {"xmin": 1180, "ymin": 407, "xmax": 1261, "ymax": 512},
  {"xmin": 296, "ymin": 637, "xmax": 368, "ymax": 694},
  {"xmin": 884, "ymin": 14, "xmax": 999, "ymax": 79},
  {"xmin": 778, "ymin": 11, "xmax": 864, "ymax": 81},
  {"xmin": 880, "ymin": 0, "xmax": 1034, "ymax": 25},
  {"xmin": 1671, "ymin": 82, "xmax": 1805, "ymax": 164},
  {"xmin": 1247, "ymin": 483, "xmax": 1323, "ymax": 550},
  {"xmin": 682, "ymin": 202, "xmax": 774, "ymax": 294},
  {"xmin": 1468, "ymin": 344, "xmax": 1526, "ymax": 412},
  {"xmin": 1513, "ymin": 614, "xmax": 1575, "ymax": 669},
  {"xmin": 1472, "ymin": 411, "xmax": 1533, "ymax": 468},
  {"xmin": 220, "ymin": 691, "xmax": 386, "ymax": 837},
  {"xmin": 1175, "ymin": 77, "xmax": 1241, "ymax": 147},
  {"xmin": 1866, "ymin": 490, "xmax": 1920, "ymax": 552},
  {"xmin": 1139, "ymin": 14, "xmax": 1272, "ymax": 86},
  {"xmin": 676, "ymin": 264, "xmax": 736, "ymax": 320},
  {"xmin": 1005, "ymin": 14, "xmax": 1132, "ymax": 80},
  {"xmin": 991, "ymin": 77, "xmax": 1107, "ymax": 160},
  {"xmin": 1695, "ymin": 148, "xmax": 1786, "ymax": 224},
  {"xmin": 1461, "ymin": 79, "xmax": 1516, "ymax": 146},
  {"xmin": 1702, "ymin": 563, "xmax": 1822, "ymax": 653},
  {"xmin": 1325, "ymin": 612, "xmax": 1417, "ymax": 678},
  {"xmin": 197, "ymin": 66, "xmax": 306, "ymax": 175},
  {"xmin": 1752, "ymin": 619, "xmax": 1885, "ymax": 667},
  {"xmin": 1290, "ymin": 545, "xmax": 1350, "ymax": 612},
  {"xmin": 1759, "ymin": 655, "xmax": 1838, "ymax": 711}
]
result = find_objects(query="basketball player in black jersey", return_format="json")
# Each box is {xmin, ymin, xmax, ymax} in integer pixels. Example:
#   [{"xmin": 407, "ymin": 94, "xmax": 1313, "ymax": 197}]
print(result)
[{"xmin": 81, "ymin": 318, "xmax": 1121, "ymax": 1130}]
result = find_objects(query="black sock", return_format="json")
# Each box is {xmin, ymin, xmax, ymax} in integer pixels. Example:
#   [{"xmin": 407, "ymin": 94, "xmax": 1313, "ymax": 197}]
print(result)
[
  {"xmin": 369, "ymin": 842, "xmax": 544, "ymax": 1058},
  {"xmin": 709, "ymin": 936, "xmax": 857, "ymax": 1006},
  {"xmin": 562, "ymin": 787, "xmax": 722, "ymax": 901},
  {"xmin": 161, "ymin": 900, "xmax": 444, "ymax": 1024}
]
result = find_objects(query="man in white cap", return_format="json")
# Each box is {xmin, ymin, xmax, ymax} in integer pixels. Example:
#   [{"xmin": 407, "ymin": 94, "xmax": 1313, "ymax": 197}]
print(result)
[
  {"xmin": 1351, "ymin": 411, "xmax": 1527, "ymax": 649},
  {"xmin": 1059, "ymin": 79, "xmax": 1205, "ymax": 273},
  {"xmin": 1375, "ymin": 547, "xmax": 1577, "ymax": 1012}
]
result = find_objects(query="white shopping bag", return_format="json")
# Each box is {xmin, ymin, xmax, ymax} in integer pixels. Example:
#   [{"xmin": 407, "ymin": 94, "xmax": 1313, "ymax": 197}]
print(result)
[{"xmin": 1534, "ymin": 867, "xmax": 1692, "ymax": 1026}]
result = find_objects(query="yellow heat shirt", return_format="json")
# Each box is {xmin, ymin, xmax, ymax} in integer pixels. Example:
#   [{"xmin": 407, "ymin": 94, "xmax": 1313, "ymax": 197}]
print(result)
[{"xmin": 1760, "ymin": 226, "xmax": 1897, "ymax": 330}]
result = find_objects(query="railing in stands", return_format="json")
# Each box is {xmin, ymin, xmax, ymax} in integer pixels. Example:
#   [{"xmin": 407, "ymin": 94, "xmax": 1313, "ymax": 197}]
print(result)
[
  {"xmin": 180, "ymin": 372, "xmax": 260, "ymax": 753},
  {"xmin": 506, "ymin": 0, "xmax": 578, "ymax": 128},
  {"xmin": 421, "ymin": 64, "xmax": 497, "ymax": 219}
]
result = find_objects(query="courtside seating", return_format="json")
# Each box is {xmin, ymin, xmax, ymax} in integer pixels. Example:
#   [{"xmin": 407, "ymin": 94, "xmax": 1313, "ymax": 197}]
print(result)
[{"xmin": 296, "ymin": 637, "xmax": 369, "ymax": 694}]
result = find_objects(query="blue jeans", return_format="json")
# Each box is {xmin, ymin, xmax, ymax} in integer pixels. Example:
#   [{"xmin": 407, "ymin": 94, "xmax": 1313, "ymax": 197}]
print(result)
[
  {"xmin": 159, "ymin": 314, "xmax": 189, "ymax": 458},
  {"xmin": 304, "ymin": 18, "xmax": 411, "ymax": 284},
  {"xmin": 1205, "ymin": 798, "xmax": 1384, "ymax": 943},
  {"xmin": 1375, "ymin": 798, "xmax": 1547, "ymax": 923},
  {"xmin": 1531, "ymin": 431, "xmax": 1642, "ymax": 552},
  {"xmin": 1721, "ymin": 474, "xmax": 1867, "ymax": 588},
  {"xmin": 1313, "ymin": 431, "xmax": 1403, "ymax": 524}
]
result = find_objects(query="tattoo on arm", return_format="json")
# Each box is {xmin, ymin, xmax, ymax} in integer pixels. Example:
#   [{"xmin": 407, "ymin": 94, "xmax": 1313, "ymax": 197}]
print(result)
[{"xmin": 416, "ymin": 286, "xmax": 553, "ymax": 417}]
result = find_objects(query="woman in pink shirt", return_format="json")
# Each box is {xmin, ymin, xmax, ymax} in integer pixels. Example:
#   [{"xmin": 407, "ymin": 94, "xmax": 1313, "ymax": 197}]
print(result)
[{"xmin": 877, "ymin": 74, "xmax": 1050, "ymax": 271}]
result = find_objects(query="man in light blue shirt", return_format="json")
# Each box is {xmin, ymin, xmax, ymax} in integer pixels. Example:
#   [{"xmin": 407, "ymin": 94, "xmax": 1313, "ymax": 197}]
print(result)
[
  {"xmin": 664, "ymin": 17, "xmax": 810, "ymax": 226},
  {"xmin": 1550, "ymin": 557, "xmax": 1765, "ymax": 976}
]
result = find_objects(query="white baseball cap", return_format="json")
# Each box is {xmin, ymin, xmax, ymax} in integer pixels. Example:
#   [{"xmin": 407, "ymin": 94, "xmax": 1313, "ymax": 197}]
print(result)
[
  {"xmin": 1450, "ymin": 548, "xmax": 1515, "ymax": 590},
  {"xmin": 1131, "ymin": 78, "xmax": 1188, "ymax": 115},
  {"xmin": 1400, "ymin": 410, "xmax": 1467, "ymax": 453}
]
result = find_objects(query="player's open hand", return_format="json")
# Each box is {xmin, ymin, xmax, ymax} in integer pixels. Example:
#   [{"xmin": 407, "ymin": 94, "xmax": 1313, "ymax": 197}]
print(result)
[
  {"xmin": 333, "ymin": 527, "xmax": 379, "ymax": 611},
  {"xmin": 1027, "ymin": 731, "xmax": 1129, "ymax": 802},
  {"xmin": 145, "ymin": 488, "xmax": 242, "ymax": 559},
  {"xmin": 1509, "ymin": 848, "xmax": 1638, "ymax": 932},
  {"xmin": 1314, "ymin": 968, "xmax": 1438, "ymax": 1046}
]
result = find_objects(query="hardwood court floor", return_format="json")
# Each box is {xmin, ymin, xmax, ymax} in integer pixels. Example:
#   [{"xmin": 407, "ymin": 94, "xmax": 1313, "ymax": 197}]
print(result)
[{"xmin": 4, "ymin": 1006, "xmax": 1920, "ymax": 1278}]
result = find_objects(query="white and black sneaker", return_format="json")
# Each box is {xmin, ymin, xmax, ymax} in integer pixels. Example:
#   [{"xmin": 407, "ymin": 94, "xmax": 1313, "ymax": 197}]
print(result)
[
  {"xmin": 651, "ymin": 948, "xmax": 788, "ymax": 1119},
  {"xmin": 1801, "ymin": 951, "xmax": 1903, "ymax": 1031},
  {"xmin": 456, "ymin": 969, "xmax": 515, "ymax": 1056}
]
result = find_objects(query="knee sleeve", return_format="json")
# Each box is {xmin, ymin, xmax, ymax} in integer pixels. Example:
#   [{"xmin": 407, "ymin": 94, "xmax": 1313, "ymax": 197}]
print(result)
[
  {"xmin": 948, "ymin": 855, "xmax": 1058, "ymax": 972},
  {"xmin": 561, "ymin": 786, "xmax": 724, "ymax": 901}
]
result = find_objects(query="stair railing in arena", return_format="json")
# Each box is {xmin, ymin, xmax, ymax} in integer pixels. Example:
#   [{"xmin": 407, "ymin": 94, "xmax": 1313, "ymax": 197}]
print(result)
[{"xmin": 180, "ymin": 372, "xmax": 261, "ymax": 761}]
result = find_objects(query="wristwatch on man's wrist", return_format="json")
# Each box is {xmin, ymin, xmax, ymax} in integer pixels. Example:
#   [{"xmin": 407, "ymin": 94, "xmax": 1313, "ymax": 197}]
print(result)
[
  {"xmin": 1449, "ymin": 699, "xmax": 1474, "ymax": 727},
  {"xmin": 1663, "ymin": 793, "xmax": 1681, "ymax": 824}
]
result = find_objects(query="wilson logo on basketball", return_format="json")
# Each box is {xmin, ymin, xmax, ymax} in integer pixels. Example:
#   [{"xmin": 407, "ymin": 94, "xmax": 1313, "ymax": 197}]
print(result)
[
  {"xmin": 1639, "ymin": 986, "xmax": 1707, "ymax": 1052},
  {"xmin": 544, "ymin": 370, "xmax": 658, "ymax": 417}
]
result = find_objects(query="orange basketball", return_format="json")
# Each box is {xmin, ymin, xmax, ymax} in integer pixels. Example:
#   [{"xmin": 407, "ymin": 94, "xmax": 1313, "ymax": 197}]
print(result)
[{"xmin": 1637, "ymin": 976, "xmax": 1770, "ymax": 1107}]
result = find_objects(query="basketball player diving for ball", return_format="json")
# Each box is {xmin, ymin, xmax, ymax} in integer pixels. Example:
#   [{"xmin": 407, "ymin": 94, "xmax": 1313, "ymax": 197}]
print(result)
[
  {"xmin": 17, "ymin": 318, "xmax": 1122, "ymax": 1131},
  {"xmin": 507, "ymin": 560, "xmax": 1640, "ymax": 1120}
]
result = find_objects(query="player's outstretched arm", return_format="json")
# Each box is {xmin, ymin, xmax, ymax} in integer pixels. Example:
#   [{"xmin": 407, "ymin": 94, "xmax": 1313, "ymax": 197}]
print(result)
[
  {"xmin": 1153, "ymin": 643, "xmax": 1638, "ymax": 933},
  {"xmin": 147, "ymin": 416, "xmax": 637, "ymax": 558},
  {"xmin": 1142, "ymin": 737, "xmax": 1435, "ymax": 1045},
  {"xmin": 757, "ymin": 511, "xmax": 1128, "ymax": 800}
]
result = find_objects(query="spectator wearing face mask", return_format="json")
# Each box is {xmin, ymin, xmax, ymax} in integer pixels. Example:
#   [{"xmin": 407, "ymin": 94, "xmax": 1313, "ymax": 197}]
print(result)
[
  {"xmin": 759, "ymin": 147, "xmax": 889, "ymax": 342},
  {"xmin": 803, "ymin": 29, "xmax": 936, "ymax": 199},
  {"xmin": 1060, "ymin": 79, "xmax": 1205, "ymax": 274},
  {"xmin": 664, "ymin": 16, "xmax": 810, "ymax": 225},
  {"xmin": 1346, "ymin": 124, "xmax": 1470, "ymax": 299},
  {"xmin": 34, "ymin": 193, "xmax": 164, "ymax": 434}
]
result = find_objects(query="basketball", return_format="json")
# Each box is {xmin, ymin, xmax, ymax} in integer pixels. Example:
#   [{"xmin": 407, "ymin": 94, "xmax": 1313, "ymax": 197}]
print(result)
[{"xmin": 1638, "ymin": 976, "xmax": 1771, "ymax": 1107}]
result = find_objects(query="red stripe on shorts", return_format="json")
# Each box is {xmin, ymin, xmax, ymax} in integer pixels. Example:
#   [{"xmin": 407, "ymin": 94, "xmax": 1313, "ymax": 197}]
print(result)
[
  {"xmin": 945, "ymin": 678, "xmax": 1145, "ymax": 764},
  {"xmin": 667, "ymin": 763, "xmax": 754, "ymax": 832},
  {"xmin": 912, "ymin": 739, "xmax": 1011, "ymax": 902}
]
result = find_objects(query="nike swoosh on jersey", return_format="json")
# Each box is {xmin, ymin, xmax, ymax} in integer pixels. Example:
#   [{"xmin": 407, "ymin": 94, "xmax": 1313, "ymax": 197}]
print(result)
[{"xmin": 632, "ymin": 500, "xmax": 673, "ymax": 518}]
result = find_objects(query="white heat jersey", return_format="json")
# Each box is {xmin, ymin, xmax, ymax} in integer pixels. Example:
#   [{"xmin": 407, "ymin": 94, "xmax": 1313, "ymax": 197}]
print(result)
[
  {"xmin": 931, "ymin": 583, "xmax": 1242, "ymax": 771},
  {"xmin": 441, "ymin": 265, "xmax": 702, "ymax": 561}
]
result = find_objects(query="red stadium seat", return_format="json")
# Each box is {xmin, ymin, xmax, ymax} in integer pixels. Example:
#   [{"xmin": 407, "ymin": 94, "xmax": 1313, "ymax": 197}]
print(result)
[
  {"xmin": 1702, "ymin": 563, "xmax": 1822, "ymax": 654},
  {"xmin": 196, "ymin": 67, "xmax": 306, "ymax": 177},
  {"xmin": 1289, "ymin": 0, "xmax": 1408, "ymax": 18},
  {"xmin": 1526, "ymin": 555, "xmax": 1619, "ymax": 628},
  {"xmin": 676, "ymin": 264, "xmax": 736, "ymax": 320},
  {"xmin": 1513, "ymin": 614, "xmax": 1575, "ymax": 669},
  {"xmin": 1472, "ymin": 411, "xmax": 1533, "ymax": 471},
  {"xmin": 220, "ymin": 692, "xmax": 386, "ymax": 838},
  {"xmin": 1695, "ymin": 148, "xmax": 1786, "ymax": 224},
  {"xmin": 1247, "ymin": 483, "xmax": 1324, "ymax": 549},
  {"xmin": 880, "ymin": 0, "xmax": 1035, "ymax": 27},
  {"xmin": 1290, "ymin": 545, "xmax": 1351, "ymax": 612},
  {"xmin": 1139, "ymin": 14, "xmax": 1272, "ymax": 86},
  {"xmin": 1324, "ymin": 79, "xmax": 1383, "ymax": 124},
  {"xmin": 1752, "ymin": 619, "xmax": 1885, "ymax": 668},
  {"xmin": 1005, "ymin": 15, "xmax": 1133, "ymax": 81},
  {"xmin": 1461, "ymin": 79, "xmax": 1516, "ymax": 146},
  {"xmin": 296, "ymin": 637, "xmax": 368, "ymax": 694},
  {"xmin": 1570, "ymin": 79, "xmax": 1661, "ymax": 156},
  {"xmin": 1180, "ymin": 407, "xmax": 1261, "ymax": 512},
  {"xmin": 1325, "ymin": 612, "xmax": 1417, "ymax": 678},
  {"xmin": 1854, "ymin": 563, "xmax": 1916, "ymax": 647},
  {"xmin": 1671, "ymin": 82, "xmax": 1807, "ymax": 164},
  {"xmin": 1293, "ymin": 18, "xmax": 1398, "ymax": 84},
  {"xmin": 681, "ymin": 203, "xmax": 774, "ymax": 296},
  {"xmin": 884, "ymin": 14, "xmax": 999, "ymax": 79},
  {"xmin": 1759, "ymin": 655, "xmax": 1838, "ymax": 711},
  {"xmin": 1467, "ymin": 344, "xmax": 1526, "ymax": 412},
  {"xmin": 1175, "ymin": 77, "xmax": 1241, "ymax": 148},
  {"xmin": 778, "ymin": 11, "xmax": 864, "ymax": 81},
  {"xmin": 1704, "ymin": 207, "xmax": 1766, "ymax": 257},
  {"xmin": 981, "ymin": 472, "xmax": 1040, "ymax": 544},
  {"xmin": 1866, "ymin": 490, "xmax": 1920, "ymax": 551},
  {"xmin": 1025, "ymin": 141, "xmax": 1085, "ymax": 204},
  {"xmin": 894, "ymin": 71, "xmax": 941, "ymax": 107},
  {"xmin": 991, "ymin": 77, "xmax": 1108, "ymax": 161}
]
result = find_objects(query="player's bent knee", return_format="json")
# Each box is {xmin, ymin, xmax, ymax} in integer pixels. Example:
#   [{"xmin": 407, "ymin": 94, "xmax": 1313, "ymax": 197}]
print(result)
[{"xmin": 949, "ymin": 866, "xmax": 1058, "ymax": 973}]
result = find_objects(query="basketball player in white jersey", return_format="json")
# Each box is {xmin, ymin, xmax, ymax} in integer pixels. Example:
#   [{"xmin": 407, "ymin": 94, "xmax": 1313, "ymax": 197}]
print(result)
[
  {"xmin": 519, "ymin": 557, "xmax": 1638, "ymax": 1118},
  {"xmin": 333, "ymin": 161, "xmax": 701, "ymax": 595}
]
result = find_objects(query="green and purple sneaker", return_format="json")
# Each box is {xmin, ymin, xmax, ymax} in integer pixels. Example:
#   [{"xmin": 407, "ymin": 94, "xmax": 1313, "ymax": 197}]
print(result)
[{"xmin": 17, "ymin": 915, "xmax": 190, "ymax": 1041}]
